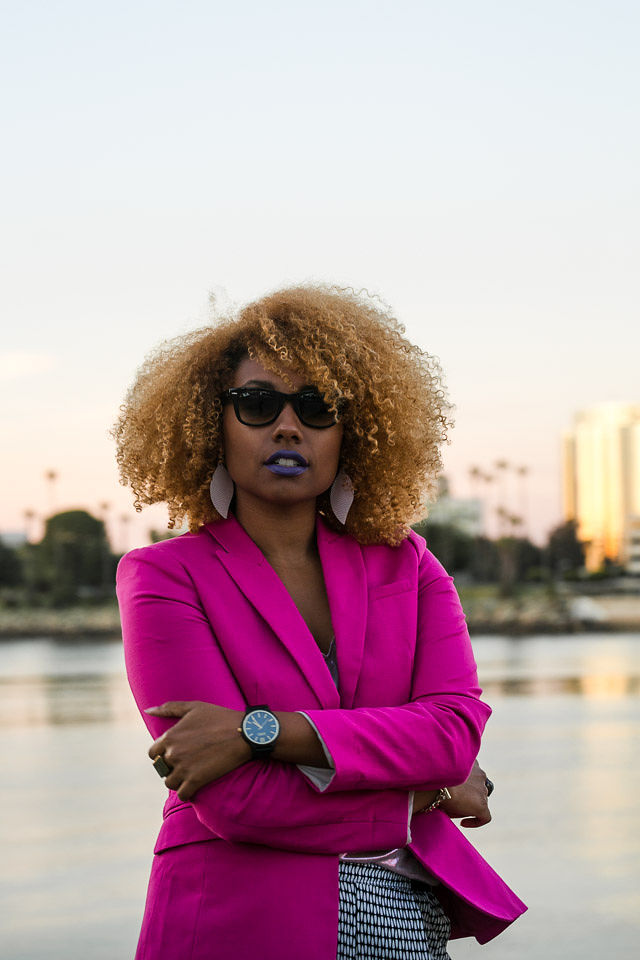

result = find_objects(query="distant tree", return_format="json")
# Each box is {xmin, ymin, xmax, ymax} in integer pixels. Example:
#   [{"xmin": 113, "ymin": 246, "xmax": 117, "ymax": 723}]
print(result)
[
  {"xmin": 469, "ymin": 536, "xmax": 500, "ymax": 582},
  {"xmin": 495, "ymin": 536, "xmax": 518, "ymax": 596},
  {"xmin": 0, "ymin": 540, "xmax": 23, "ymax": 587},
  {"xmin": 545, "ymin": 520, "xmax": 585, "ymax": 576},
  {"xmin": 493, "ymin": 535, "xmax": 542, "ymax": 596},
  {"xmin": 514, "ymin": 537, "xmax": 545, "ymax": 581},
  {"xmin": 412, "ymin": 520, "xmax": 544, "ymax": 587},
  {"xmin": 599, "ymin": 556, "xmax": 625, "ymax": 577},
  {"xmin": 412, "ymin": 520, "xmax": 474, "ymax": 573},
  {"xmin": 31, "ymin": 510, "xmax": 113, "ymax": 605},
  {"xmin": 150, "ymin": 528, "xmax": 183, "ymax": 543}
]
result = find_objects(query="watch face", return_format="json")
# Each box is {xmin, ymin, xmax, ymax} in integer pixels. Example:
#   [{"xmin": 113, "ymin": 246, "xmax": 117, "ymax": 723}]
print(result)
[{"xmin": 242, "ymin": 709, "xmax": 280, "ymax": 745}]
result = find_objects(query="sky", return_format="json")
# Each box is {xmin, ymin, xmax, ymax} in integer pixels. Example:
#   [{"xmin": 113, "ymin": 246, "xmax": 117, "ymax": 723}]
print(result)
[{"xmin": 2, "ymin": 0, "xmax": 639, "ymax": 551}]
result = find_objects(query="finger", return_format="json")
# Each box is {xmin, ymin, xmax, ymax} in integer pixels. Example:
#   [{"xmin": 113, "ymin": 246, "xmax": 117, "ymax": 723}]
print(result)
[
  {"xmin": 460, "ymin": 814, "xmax": 490, "ymax": 828},
  {"xmin": 164, "ymin": 769, "xmax": 183, "ymax": 792},
  {"xmin": 148, "ymin": 736, "xmax": 167, "ymax": 760},
  {"xmin": 177, "ymin": 780, "xmax": 196, "ymax": 801},
  {"xmin": 144, "ymin": 701, "xmax": 193, "ymax": 717},
  {"xmin": 459, "ymin": 817, "xmax": 482, "ymax": 828},
  {"xmin": 461, "ymin": 809, "xmax": 492, "ymax": 828}
]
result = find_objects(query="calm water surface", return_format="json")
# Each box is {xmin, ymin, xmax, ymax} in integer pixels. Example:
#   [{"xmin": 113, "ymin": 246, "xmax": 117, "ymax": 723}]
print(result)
[{"xmin": 1, "ymin": 634, "xmax": 639, "ymax": 960}]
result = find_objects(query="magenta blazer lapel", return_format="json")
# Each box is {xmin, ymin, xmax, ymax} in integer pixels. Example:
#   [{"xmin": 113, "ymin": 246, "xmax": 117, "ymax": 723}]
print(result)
[
  {"xmin": 315, "ymin": 517, "xmax": 367, "ymax": 709},
  {"xmin": 203, "ymin": 514, "xmax": 367, "ymax": 709}
]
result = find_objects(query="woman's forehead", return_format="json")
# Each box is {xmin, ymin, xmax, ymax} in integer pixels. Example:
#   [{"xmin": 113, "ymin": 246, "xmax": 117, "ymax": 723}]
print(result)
[{"xmin": 232, "ymin": 356, "xmax": 312, "ymax": 391}]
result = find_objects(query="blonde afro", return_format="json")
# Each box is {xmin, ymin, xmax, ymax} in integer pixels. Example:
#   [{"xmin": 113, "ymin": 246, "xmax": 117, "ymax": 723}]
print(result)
[{"xmin": 111, "ymin": 284, "xmax": 454, "ymax": 545}]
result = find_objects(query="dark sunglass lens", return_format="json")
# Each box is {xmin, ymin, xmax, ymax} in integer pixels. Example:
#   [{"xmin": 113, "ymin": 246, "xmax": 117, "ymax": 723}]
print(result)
[
  {"xmin": 237, "ymin": 390, "xmax": 279, "ymax": 424},
  {"xmin": 299, "ymin": 393, "xmax": 336, "ymax": 426}
]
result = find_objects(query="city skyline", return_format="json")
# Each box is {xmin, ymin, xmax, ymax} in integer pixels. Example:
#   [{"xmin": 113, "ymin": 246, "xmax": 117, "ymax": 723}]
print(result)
[
  {"xmin": 6, "ymin": 399, "xmax": 636, "ymax": 556},
  {"xmin": 3, "ymin": 324, "xmax": 636, "ymax": 553}
]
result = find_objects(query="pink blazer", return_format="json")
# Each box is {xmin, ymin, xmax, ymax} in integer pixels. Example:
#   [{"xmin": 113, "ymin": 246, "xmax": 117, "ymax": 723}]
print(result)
[{"xmin": 117, "ymin": 513, "xmax": 526, "ymax": 959}]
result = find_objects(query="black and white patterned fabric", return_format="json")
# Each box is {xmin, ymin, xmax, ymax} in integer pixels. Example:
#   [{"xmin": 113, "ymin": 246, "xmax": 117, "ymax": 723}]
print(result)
[{"xmin": 337, "ymin": 861, "xmax": 451, "ymax": 960}]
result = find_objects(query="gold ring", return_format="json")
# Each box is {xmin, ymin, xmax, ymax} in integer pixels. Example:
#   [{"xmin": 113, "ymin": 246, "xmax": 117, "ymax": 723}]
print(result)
[{"xmin": 152, "ymin": 755, "xmax": 172, "ymax": 778}]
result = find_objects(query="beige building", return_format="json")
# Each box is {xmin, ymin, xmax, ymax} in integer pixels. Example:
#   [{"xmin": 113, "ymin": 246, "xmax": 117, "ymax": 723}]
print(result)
[{"xmin": 563, "ymin": 403, "xmax": 640, "ymax": 572}]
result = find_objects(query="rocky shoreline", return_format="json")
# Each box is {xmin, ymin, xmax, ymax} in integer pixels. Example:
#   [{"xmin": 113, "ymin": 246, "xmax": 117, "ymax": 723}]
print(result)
[{"xmin": 0, "ymin": 603, "xmax": 123, "ymax": 639}]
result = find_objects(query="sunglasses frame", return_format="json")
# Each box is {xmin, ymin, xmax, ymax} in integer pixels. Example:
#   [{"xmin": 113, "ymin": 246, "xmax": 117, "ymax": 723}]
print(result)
[{"xmin": 221, "ymin": 387, "xmax": 342, "ymax": 429}]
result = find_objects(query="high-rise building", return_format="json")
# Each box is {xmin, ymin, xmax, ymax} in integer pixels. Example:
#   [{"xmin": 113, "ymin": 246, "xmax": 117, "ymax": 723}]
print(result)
[{"xmin": 562, "ymin": 403, "xmax": 640, "ymax": 573}]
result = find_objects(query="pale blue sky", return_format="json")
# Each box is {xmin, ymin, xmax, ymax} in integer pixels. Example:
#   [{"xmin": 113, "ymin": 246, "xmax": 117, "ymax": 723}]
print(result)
[{"xmin": 2, "ymin": 0, "xmax": 638, "ymax": 548}]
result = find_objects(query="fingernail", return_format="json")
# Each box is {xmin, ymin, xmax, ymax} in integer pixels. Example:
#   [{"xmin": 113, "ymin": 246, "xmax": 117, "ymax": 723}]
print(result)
[{"xmin": 144, "ymin": 707, "xmax": 158, "ymax": 713}]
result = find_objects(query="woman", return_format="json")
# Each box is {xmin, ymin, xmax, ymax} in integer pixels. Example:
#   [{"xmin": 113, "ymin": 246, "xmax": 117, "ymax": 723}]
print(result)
[{"xmin": 114, "ymin": 285, "xmax": 526, "ymax": 960}]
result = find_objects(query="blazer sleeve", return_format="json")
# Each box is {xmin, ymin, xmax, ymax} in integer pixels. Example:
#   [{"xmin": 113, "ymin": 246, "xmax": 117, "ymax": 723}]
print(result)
[
  {"xmin": 116, "ymin": 547, "xmax": 412, "ymax": 854},
  {"xmin": 302, "ymin": 539, "xmax": 492, "ymax": 793}
]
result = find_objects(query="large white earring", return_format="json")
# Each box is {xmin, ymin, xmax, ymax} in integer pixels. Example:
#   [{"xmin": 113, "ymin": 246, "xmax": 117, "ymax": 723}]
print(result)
[
  {"xmin": 330, "ymin": 470, "xmax": 354, "ymax": 524},
  {"xmin": 209, "ymin": 463, "xmax": 235, "ymax": 518}
]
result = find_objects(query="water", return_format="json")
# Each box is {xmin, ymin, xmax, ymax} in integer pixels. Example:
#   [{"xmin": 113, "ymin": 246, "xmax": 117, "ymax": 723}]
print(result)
[{"xmin": 1, "ymin": 634, "xmax": 639, "ymax": 960}]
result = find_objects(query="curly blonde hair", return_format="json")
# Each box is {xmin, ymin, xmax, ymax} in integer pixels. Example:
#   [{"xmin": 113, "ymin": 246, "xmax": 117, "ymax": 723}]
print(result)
[{"xmin": 111, "ymin": 284, "xmax": 453, "ymax": 546}]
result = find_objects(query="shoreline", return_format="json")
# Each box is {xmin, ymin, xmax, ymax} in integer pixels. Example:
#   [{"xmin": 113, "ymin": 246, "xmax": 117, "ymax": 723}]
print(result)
[{"xmin": 0, "ymin": 604, "xmax": 638, "ymax": 640}]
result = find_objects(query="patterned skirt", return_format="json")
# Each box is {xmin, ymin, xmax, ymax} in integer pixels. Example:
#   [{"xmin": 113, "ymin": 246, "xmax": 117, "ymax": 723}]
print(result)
[{"xmin": 337, "ymin": 862, "xmax": 451, "ymax": 960}]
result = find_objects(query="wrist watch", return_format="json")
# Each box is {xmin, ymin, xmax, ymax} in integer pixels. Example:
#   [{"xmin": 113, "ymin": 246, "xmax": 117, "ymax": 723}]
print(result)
[{"xmin": 239, "ymin": 704, "xmax": 281, "ymax": 760}]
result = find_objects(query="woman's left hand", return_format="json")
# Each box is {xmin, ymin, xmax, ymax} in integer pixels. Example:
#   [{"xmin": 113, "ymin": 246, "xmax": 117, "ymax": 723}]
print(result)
[
  {"xmin": 146, "ymin": 701, "xmax": 250, "ymax": 800},
  {"xmin": 439, "ymin": 759, "xmax": 492, "ymax": 828}
]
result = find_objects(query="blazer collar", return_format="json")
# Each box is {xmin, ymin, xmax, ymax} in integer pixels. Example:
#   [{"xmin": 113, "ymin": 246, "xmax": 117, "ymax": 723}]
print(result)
[{"xmin": 203, "ymin": 514, "xmax": 367, "ymax": 709}]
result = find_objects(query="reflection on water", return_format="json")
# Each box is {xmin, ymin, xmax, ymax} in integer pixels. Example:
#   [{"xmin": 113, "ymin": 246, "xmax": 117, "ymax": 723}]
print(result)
[
  {"xmin": 1, "ymin": 634, "xmax": 639, "ymax": 960},
  {"xmin": 0, "ymin": 639, "xmax": 138, "ymax": 728},
  {"xmin": 1, "ymin": 633, "xmax": 639, "ymax": 728},
  {"xmin": 484, "ymin": 673, "xmax": 640, "ymax": 697},
  {"xmin": 474, "ymin": 633, "xmax": 640, "ymax": 699},
  {"xmin": 0, "ymin": 672, "xmax": 139, "ymax": 727}
]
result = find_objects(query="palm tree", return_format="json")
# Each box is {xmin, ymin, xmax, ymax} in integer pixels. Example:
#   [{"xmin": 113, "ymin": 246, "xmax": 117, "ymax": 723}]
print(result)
[
  {"xmin": 23, "ymin": 508, "xmax": 37, "ymax": 543},
  {"xmin": 494, "ymin": 507, "xmax": 525, "ymax": 596},
  {"xmin": 468, "ymin": 465, "xmax": 484, "ymax": 536},
  {"xmin": 119, "ymin": 514, "xmax": 131, "ymax": 554},
  {"xmin": 494, "ymin": 461, "xmax": 510, "ymax": 537},
  {"xmin": 21, "ymin": 509, "xmax": 38, "ymax": 604},
  {"xmin": 98, "ymin": 502, "xmax": 112, "ymax": 595},
  {"xmin": 481, "ymin": 471, "xmax": 495, "ymax": 538},
  {"xmin": 44, "ymin": 470, "xmax": 58, "ymax": 516},
  {"xmin": 496, "ymin": 505, "xmax": 508, "ymax": 530},
  {"xmin": 516, "ymin": 466, "xmax": 530, "ymax": 538},
  {"xmin": 468, "ymin": 465, "xmax": 482, "ymax": 498}
]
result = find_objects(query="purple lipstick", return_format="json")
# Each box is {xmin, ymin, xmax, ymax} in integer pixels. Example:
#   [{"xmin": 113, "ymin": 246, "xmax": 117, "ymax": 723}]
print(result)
[{"xmin": 264, "ymin": 449, "xmax": 309, "ymax": 477}]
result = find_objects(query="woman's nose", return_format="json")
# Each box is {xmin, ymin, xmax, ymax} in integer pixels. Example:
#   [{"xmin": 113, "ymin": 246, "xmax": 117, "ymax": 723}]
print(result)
[{"xmin": 271, "ymin": 401, "xmax": 303, "ymax": 441}]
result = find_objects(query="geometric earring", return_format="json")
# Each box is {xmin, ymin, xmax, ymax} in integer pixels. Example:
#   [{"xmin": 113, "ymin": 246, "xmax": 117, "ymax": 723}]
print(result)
[
  {"xmin": 209, "ymin": 463, "xmax": 235, "ymax": 519},
  {"xmin": 330, "ymin": 470, "xmax": 355, "ymax": 524}
]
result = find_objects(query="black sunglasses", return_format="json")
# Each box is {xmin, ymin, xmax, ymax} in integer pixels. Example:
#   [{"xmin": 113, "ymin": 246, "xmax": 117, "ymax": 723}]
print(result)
[{"xmin": 221, "ymin": 387, "xmax": 342, "ymax": 429}]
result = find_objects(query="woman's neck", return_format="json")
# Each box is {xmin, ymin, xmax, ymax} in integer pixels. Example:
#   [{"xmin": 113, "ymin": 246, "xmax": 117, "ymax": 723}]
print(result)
[{"xmin": 233, "ymin": 496, "xmax": 319, "ymax": 566}]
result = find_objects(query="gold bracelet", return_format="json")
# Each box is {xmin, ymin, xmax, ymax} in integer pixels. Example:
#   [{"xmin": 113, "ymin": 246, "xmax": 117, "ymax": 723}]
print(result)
[{"xmin": 419, "ymin": 787, "xmax": 452, "ymax": 813}]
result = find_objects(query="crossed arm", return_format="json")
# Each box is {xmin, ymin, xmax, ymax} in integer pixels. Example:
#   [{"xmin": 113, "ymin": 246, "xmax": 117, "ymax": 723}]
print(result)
[
  {"xmin": 145, "ymin": 698, "xmax": 491, "ymax": 827},
  {"xmin": 117, "ymin": 547, "xmax": 492, "ymax": 854}
]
